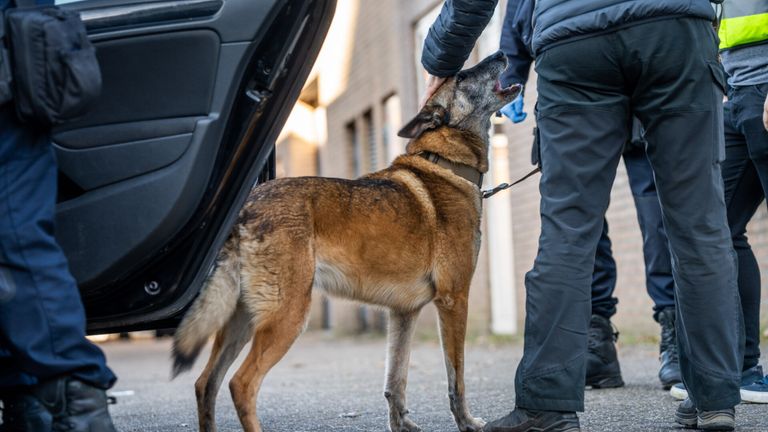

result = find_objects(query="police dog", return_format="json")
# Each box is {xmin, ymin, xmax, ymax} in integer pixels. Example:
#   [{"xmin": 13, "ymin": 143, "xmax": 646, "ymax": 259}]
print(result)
[{"xmin": 171, "ymin": 52, "xmax": 521, "ymax": 432}]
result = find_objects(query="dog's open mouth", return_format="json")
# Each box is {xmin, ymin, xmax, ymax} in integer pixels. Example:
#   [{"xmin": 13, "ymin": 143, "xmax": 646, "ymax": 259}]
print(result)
[{"xmin": 493, "ymin": 81, "xmax": 519, "ymax": 97}]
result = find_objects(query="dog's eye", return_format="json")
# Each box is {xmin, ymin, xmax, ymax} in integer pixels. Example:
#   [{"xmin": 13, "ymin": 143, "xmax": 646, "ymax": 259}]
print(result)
[{"xmin": 455, "ymin": 73, "xmax": 466, "ymax": 83}]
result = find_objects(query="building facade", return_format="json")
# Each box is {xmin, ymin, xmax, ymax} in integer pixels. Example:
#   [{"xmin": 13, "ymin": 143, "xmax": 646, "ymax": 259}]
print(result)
[{"xmin": 276, "ymin": 0, "xmax": 768, "ymax": 339}]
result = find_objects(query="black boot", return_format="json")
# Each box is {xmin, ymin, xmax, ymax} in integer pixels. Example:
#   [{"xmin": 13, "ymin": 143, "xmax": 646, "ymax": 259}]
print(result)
[
  {"xmin": 17, "ymin": 377, "xmax": 117, "ymax": 432},
  {"xmin": 657, "ymin": 307, "xmax": 682, "ymax": 389},
  {"xmin": 0, "ymin": 392, "xmax": 53, "ymax": 432},
  {"xmin": 585, "ymin": 314, "xmax": 624, "ymax": 389}
]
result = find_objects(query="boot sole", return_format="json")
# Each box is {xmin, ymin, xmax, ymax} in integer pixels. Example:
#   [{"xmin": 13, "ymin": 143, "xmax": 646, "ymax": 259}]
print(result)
[
  {"xmin": 483, "ymin": 421, "xmax": 580, "ymax": 432},
  {"xmin": 741, "ymin": 387, "xmax": 768, "ymax": 404},
  {"xmin": 520, "ymin": 425, "xmax": 581, "ymax": 432},
  {"xmin": 585, "ymin": 375, "xmax": 624, "ymax": 389},
  {"xmin": 674, "ymin": 410, "xmax": 698, "ymax": 429}
]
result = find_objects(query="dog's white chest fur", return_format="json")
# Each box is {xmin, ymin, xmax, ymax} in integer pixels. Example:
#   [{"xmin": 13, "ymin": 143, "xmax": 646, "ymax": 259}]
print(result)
[{"xmin": 313, "ymin": 260, "xmax": 434, "ymax": 311}]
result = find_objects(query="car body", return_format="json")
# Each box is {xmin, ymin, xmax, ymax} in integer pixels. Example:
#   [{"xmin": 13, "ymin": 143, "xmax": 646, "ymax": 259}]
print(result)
[{"xmin": 51, "ymin": 0, "xmax": 336, "ymax": 334}]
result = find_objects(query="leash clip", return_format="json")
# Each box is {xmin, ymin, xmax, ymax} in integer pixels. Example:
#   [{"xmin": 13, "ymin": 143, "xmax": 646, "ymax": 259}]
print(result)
[
  {"xmin": 481, "ymin": 166, "xmax": 541, "ymax": 199},
  {"xmin": 482, "ymin": 183, "xmax": 510, "ymax": 199}
]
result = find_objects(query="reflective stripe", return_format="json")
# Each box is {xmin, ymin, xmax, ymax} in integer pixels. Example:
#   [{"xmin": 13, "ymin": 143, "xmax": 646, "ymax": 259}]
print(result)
[{"xmin": 719, "ymin": 12, "xmax": 768, "ymax": 49}]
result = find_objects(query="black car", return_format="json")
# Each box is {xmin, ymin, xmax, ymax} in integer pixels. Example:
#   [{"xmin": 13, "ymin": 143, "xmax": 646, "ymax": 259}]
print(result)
[{"xmin": 51, "ymin": 0, "xmax": 335, "ymax": 334}]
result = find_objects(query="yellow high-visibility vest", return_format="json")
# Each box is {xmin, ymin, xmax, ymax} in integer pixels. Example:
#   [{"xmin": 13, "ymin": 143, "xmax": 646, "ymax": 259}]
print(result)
[{"xmin": 718, "ymin": 0, "xmax": 768, "ymax": 50}]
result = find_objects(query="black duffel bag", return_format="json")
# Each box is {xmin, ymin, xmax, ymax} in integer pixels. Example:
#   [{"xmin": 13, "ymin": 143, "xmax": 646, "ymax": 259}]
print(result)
[{"xmin": 0, "ymin": 0, "xmax": 101, "ymax": 127}]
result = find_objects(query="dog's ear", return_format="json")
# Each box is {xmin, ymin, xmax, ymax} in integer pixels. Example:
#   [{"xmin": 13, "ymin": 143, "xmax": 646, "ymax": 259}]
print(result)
[{"xmin": 397, "ymin": 105, "xmax": 449, "ymax": 139}]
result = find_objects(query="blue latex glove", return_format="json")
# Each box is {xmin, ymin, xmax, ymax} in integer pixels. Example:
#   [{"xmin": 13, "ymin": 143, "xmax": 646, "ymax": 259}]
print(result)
[{"xmin": 500, "ymin": 94, "xmax": 527, "ymax": 123}]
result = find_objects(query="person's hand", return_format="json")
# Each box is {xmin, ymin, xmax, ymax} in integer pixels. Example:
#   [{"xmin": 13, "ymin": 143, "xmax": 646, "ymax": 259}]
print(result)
[
  {"xmin": 499, "ymin": 93, "xmax": 527, "ymax": 123},
  {"xmin": 763, "ymin": 93, "xmax": 767, "ymax": 131},
  {"xmin": 420, "ymin": 74, "xmax": 446, "ymax": 108}
]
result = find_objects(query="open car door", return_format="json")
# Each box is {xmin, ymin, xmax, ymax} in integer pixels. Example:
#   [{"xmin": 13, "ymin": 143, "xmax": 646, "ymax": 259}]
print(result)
[{"xmin": 51, "ymin": 0, "xmax": 335, "ymax": 333}]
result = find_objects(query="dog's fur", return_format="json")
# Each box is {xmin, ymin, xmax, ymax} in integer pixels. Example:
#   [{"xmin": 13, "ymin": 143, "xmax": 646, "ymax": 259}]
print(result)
[{"xmin": 171, "ymin": 52, "xmax": 521, "ymax": 432}]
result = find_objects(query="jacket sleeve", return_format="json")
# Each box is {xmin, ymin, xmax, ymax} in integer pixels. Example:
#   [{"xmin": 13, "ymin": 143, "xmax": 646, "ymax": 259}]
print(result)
[
  {"xmin": 499, "ymin": 0, "xmax": 534, "ymax": 88},
  {"xmin": 421, "ymin": 0, "xmax": 500, "ymax": 77}
]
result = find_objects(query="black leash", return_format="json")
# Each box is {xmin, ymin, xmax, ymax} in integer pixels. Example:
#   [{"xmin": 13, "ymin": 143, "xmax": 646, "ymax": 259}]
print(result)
[{"xmin": 482, "ymin": 166, "xmax": 541, "ymax": 199}]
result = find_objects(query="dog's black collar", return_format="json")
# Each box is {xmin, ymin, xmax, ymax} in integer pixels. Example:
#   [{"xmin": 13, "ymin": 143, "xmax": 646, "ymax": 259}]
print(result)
[{"xmin": 418, "ymin": 151, "xmax": 483, "ymax": 188}]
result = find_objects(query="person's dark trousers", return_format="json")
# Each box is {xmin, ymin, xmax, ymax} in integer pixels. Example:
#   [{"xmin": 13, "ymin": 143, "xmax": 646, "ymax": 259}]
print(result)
[
  {"xmin": 589, "ymin": 220, "xmax": 618, "ymax": 318},
  {"xmin": 622, "ymin": 144, "xmax": 676, "ymax": 320},
  {"xmin": 590, "ymin": 147, "xmax": 676, "ymax": 320},
  {"xmin": 0, "ymin": 105, "xmax": 116, "ymax": 391},
  {"xmin": 515, "ymin": 17, "xmax": 743, "ymax": 413},
  {"xmin": 722, "ymin": 82, "xmax": 768, "ymax": 375}
]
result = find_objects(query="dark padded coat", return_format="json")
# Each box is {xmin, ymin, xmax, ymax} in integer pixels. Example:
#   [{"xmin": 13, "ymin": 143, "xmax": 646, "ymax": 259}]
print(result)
[
  {"xmin": 421, "ymin": 0, "xmax": 499, "ymax": 77},
  {"xmin": 422, "ymin": 0, "xmax": 717, "ymax": 76}
]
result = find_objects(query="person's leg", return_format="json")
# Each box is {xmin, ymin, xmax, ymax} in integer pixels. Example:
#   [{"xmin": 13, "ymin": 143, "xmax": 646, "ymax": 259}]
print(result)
[
  {"xmin": 590, "ymin": 220, "xmax": 618, "ymax": 318},
  {"xmin": 622, "ymin": 145, "xmax": 675, "ymax": 316},
  {"xmin": 629, "ymin": 18, "xmax": 742, "ymax": 413},
  {"xmin": 737, "ymin": 83, "xmax": 768, "ymax": 372},
  {"xmin": 0, "ymin": 105, "xmax": 117, "ymax": 431},
  {"xmin": 0, "ymin": 106, "xmax": 115, "ymax": 389},
  {"xmin": 732, "ymin": 83, "xmax": 768, "ymax": 403},
  {"xmin": 586, "ymin": 220, "xmax": 624, "ymax": 389},
  {"xmin": 721, "ymin": 90, "xmax": 764, "ymax": 376},
  {"xmin": 623, "ymin": 141, "xmax": 681, "ymax": 388},
  {"xmin": 513, "ymin": 32, "xmax": 627, "ymax": 413}
]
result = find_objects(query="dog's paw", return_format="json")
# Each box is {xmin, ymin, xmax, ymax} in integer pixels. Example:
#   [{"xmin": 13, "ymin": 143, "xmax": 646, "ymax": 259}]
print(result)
[
  {"xmin": 458, "ymin": 417, "xmax": 486, "ymax": 432},
  {"xmin": 390, "ymin": 416, "xmax": 422, "ymax": 432}
]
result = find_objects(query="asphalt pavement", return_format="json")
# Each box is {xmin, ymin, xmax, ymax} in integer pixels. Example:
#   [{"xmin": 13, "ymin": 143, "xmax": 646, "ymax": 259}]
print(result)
[{"xmin": 103, "ymin": 334, "xmax": 768, "ymax": 432}]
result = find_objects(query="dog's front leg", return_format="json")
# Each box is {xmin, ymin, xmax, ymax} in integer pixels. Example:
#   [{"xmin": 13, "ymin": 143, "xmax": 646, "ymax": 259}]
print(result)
[
  {"xmin": 384, "ymin": 309, "xmax": 422, "ymax": 432},
  {"xmin": 435, "ymin": 295, "xmax": 484, "ymax": 432}
]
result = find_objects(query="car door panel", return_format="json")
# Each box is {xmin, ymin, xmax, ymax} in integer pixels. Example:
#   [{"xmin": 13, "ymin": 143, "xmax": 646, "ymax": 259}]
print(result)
[
  {"xmin": 56, "ymin": 30, "xmax": 219, "ymax": 129},
  {"xmin": 54, "ymin": 116, "xmax": 201, "ymax": 149},
  {"xmin": 46, "ymin": 0, "xmax": 336, "ymax": 332},
  {"xmin": 54, "ymin": 132, "xmax": 193, "ymax": 190}
]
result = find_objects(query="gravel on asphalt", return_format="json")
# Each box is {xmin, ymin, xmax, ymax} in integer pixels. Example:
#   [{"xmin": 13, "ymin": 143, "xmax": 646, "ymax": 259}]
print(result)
[{"xmin": 102, "ymin": 334, "xmax": 767, "ymax": 432}]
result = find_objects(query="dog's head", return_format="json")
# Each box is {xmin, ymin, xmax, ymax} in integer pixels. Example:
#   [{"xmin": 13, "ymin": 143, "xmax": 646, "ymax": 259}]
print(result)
[{"xmin": 398, "ymin": 51, "xmax": 522, "ymax": 139}]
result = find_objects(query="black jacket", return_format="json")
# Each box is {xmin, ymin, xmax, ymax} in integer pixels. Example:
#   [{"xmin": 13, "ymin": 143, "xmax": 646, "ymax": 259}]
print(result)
[{"xmin": 421, "ymin": 0, "xmax": 498, "ymax": 77}]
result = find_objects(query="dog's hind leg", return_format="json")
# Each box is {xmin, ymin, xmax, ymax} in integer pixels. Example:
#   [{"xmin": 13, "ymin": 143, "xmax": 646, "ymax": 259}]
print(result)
[
  {"xmin": 384, "ymin": 309, "xmax": 422, "ymax": 432},
  {"xmin": 229, "ymin": 291, "xmax": 312, "ymax": 432},
  {"xmin": 195, "ymin": 303, "xmax": 253, "ymax": 432},
  {"xmin": 435, "ymin": 295, "xmax": 485, "ymax": 432}
]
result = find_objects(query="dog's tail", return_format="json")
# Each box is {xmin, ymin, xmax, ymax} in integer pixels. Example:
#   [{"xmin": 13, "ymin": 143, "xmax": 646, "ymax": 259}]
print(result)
[{"xmin": 171, "ymin": 232, "xmax": 241, "ymax": 378}]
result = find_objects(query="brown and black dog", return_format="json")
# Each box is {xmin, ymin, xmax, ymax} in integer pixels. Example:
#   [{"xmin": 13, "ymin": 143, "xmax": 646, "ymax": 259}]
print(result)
[{"xmin": 171, "ymin": 51, "xmax": 521, "ymax": 432}]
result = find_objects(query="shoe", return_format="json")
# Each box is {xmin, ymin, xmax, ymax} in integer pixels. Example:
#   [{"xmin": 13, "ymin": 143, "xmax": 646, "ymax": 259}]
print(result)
[
  {"xmin": 0, "ymin": 391, "xmax": 53, "ymax": 432},
  {"xmin": 740, "ymin": 365, "xmax": 768, "ymax": 403},
  {"xmin": 670, "ymin": 365, "xmax": 765, "ymax": 402},
  {"xmin": 585, "ymin": 315, "xmax": 624, "ymax": 389},
  {"xmin": 13, "ymin": 377, "xmax": 116, "ymax": 432},
  {"xmin": 657, "ymin": 308, "xmax": 681, "ymax": 389},
  {"xmin": 482, "ymin": 408, "xmax": 580, "ymax": 432},
  {"xmin": 675, "ymin": 398, "xmax": 734, "ymax": 431}
]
